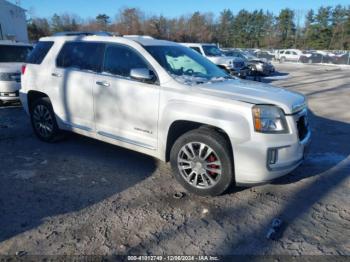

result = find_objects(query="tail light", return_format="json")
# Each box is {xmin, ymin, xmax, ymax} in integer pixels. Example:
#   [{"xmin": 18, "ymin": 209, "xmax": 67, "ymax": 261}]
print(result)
[{"xmin": 21, "ymin": 65, "xmax": 26, "ymax": 75}]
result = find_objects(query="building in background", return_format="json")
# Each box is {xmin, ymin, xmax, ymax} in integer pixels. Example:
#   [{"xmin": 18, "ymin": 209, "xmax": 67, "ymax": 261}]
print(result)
[{"xmin": 0, "ymin": 0, "xmax": 28, "ymax": 42}]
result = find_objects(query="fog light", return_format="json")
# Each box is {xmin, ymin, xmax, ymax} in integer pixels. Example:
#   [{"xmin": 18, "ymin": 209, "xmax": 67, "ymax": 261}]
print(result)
[{"xmin": 267, "ymin": 148, "xmax": 278, "ymax": 165}]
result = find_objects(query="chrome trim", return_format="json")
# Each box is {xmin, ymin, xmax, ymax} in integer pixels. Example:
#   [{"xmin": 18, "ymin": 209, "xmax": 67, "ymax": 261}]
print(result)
[{"xmin": 97, "ymin": 131, "xmax": 156, "ymax": 150}]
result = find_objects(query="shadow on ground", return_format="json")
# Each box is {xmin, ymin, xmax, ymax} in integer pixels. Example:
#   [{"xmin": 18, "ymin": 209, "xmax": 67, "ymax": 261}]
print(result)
[{"xmin": 0, "ymin": 108, "xmax": 157, "ymax": 243}]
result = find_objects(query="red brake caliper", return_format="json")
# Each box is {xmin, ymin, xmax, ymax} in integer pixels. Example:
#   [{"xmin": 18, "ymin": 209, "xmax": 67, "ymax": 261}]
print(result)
[{"xmin": 207, "ymin": 154, "xmax": 217, "ymax": 176}]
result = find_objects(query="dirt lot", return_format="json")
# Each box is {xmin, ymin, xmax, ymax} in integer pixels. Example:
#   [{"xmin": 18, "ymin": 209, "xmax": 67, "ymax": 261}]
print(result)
[{"xmin": 0, "ymin": 63, "xmax": 349, "ymax": 256}]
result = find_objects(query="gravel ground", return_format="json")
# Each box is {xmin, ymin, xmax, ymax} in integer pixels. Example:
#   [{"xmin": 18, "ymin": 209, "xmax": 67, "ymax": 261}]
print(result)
[{"xmin": 0, "ymin": 63, "xmax": 349, "ymax": 256}]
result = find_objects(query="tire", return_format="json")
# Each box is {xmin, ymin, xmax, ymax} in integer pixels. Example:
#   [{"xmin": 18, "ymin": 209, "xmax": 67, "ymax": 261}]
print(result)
[
  {"xmin": 308, "ymin": 59, "xmax": 312, "ymax": 64},
  {"xmin": 170, "ymin": 127, "xmax": 234, "ymax": 196},
  {"xmin": 30, "ymin": 97, "xmax": 62, "ymax": 142},
  {"xmin": 280, "ymin": 57, "xmax": 286, "ymax": 63}
]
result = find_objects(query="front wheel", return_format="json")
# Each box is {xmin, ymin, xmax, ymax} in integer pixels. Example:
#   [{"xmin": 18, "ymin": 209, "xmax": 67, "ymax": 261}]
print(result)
[
  {"xmin": 170, "ymin": 128, "xmax": 234, "ymax": 196},
  {"xmin": 30, "ymin": 97, "xmax": 62, "ymax": 142}
]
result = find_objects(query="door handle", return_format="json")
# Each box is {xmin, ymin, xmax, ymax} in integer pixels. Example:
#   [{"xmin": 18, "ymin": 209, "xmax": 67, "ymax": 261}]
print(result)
[
  {"xmin": 96, "ymin": 81, "xmax": 110, "ymax": 87},
  {"xmin": 51, "ymin": 72, "xmax": 62, "ymax": 77}
]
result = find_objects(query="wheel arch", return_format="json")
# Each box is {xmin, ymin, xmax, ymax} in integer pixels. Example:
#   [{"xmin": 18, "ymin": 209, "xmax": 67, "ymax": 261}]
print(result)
[
  {"xmin": 27, "ymin": 90, "xmax": 50, "ymax": 112},
  {"xmin": 164, "ymin": 120, "xmax": 234, "ymax": 164}
]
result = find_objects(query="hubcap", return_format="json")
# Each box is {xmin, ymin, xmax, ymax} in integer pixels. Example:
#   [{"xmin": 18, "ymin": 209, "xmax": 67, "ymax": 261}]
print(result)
[
  {"xmin": 33, "ymin": 105, "xmax": 54, "ymax": 137},
  {"xmin": 177, "ymin": 142, "xmax": 222, "ymax": 189}
]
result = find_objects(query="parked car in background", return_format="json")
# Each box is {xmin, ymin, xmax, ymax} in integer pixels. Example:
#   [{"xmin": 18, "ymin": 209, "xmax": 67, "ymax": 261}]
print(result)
[
  {"xmin": 223, "ymin": 49, "xmax": 275, "ymax": 76},
  {"xmin": 278, "ymin": 49, "xmax": 303, "ymax": 62},
  {"xmin": 0, "ymin": 41, "xmax": 33, "ymax": 105},
  {"xmin": 330, "ymin": 52, "xmax": 350, "ymax": 64},
  {"xmin": 254, "ymin": 50, "xmax": 275, "ymax": 61},
  {"xmin": 180, "ymin": 43, "xmax": 248, "ymax": 78},
  {"xmin": 299, "ymin": 52, "xmax": 331, "ymax": 64},
  {"xmin": 20, "ymin": 34, "xmax": 310, "ymax": 196}
]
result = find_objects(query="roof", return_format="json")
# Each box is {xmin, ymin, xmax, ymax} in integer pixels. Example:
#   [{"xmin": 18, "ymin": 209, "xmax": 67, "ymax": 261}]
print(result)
[
  {"xmin": 1, "ymin": 0, "xmax": 26, "ymax": 11},
  {"xmin": 40, "ymin": 34, "xmax": 180, "ymax": 47},
  {"xmin": 181, "ymin": 43, "xmax": 217, "ymax": 46},
  {"xmin": 124, "ymin": 36, "xmax": 178, "ymax": 46}
]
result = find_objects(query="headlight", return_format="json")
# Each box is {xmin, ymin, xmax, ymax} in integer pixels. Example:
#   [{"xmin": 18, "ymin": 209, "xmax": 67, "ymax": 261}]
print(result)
[
  {"xmin": 256, "ymin": 63, "xmax": 263, "ymax": 69},
  {"xmin": 252, "ymin": 105, "xmax": 288, "ymax": 133}
]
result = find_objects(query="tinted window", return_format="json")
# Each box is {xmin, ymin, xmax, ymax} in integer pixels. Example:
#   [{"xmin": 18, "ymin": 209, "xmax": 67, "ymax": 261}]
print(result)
[
  {"xmin": 202, "ymin": 45, "xmax": 223, "ymax": 57},
  {"xmin": 103, "ymin": 44, "xmax": 149, "ymax": 77},
  {"xmin": 26, "ymin": 41, "xmax": 53, "ymax": 64},
  {"xmin": 0, "ymin": 45, "xmax": 33, "ymax": 63},
  {"xmin": 56, "ymin": 42, "xmax": 104, "ymax": 72},
  {"xmin": 190, "ymin": 47, "xmax": 201, "ymax": 54}
]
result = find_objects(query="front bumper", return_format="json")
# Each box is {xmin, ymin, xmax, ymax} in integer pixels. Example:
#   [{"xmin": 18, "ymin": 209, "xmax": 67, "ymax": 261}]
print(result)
[
  {"xmin": 233, "ymin": 109, "xmax": 311, "ymax": 185},
  {"xmin": 255, "ymin": 64, "xmax": 275, "ymax": 75},
  {"xmin": 0, "ymin": 81, "xmax": 21, "ymax": 102},
  {"xmin": 229, "ymin": 68, "xmax": 249, "ymax": 78}
]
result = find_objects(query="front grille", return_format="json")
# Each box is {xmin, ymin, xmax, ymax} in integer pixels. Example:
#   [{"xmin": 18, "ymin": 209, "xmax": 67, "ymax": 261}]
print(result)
[{"xmin": 297, "ymin": 115, "xmax": 308, "ymax": 141}]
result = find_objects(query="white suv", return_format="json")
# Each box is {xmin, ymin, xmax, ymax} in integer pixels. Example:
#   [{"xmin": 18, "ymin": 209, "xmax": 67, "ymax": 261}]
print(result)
[
  {"xmin": 0, "ymin": 41, "xmax": 32, "ymax": 104},
  {"xmin": 278, "ymin": 49, "xmax": 303, "ymax": 62},
  {"xmin": 20, "ymin": 34, "xmax": 311, "ymax": 196}
]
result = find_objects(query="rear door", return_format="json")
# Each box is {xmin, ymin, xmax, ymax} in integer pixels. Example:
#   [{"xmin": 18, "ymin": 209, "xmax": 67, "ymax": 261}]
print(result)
[
  {"xmin": 291, "ymin": 51, "xmax": 299, "ymax": 61},
  {"xmin": 93, "ymin": 43, "xmax": 160, "ymax": 150},
  {"xmin": 52, "ymin": 41, "xmax": 105, "ymax": 131}
]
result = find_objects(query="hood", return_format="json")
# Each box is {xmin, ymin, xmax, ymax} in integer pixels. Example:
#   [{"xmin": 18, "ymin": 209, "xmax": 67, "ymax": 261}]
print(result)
[
  {"xmin": 0, "ymin": 63, "xmax": 23, "ymax": 73},
  {"xmin": 208, "ymin": 56, "xmax": 243, "ymax": 66},
  {"xmin": 195, "ymin": 79, "xmax": 305, "ymax": 114},
  {"xmin": 208, "ymin": 56, "xmax": 232, "ymax": 66}
]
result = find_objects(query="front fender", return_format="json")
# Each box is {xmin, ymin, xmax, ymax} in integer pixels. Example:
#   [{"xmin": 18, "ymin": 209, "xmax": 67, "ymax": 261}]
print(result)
[{"xmin": 159, "ymin": 100, "xmax": 252, "ymax": 161}]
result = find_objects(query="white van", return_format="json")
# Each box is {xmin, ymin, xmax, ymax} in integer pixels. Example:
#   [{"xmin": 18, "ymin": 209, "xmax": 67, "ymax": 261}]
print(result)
[{"xmin": 0, "ymin": 41, "xmax": 32, "ymax": 104}]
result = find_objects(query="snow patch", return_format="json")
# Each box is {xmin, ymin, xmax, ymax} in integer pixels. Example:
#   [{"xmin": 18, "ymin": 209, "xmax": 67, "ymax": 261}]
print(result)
[{"xmin": 263, "ymin": 75, "xmax": 290, "ymax": 80}]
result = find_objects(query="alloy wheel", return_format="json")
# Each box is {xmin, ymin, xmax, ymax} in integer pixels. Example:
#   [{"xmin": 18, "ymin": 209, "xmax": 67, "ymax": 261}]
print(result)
[
  {"xmin": 32, "ymin": 104, "xmax": 54, "ymax": 138},
  {"xmin": 177, "ymin": 142, "xmax": 222, "ymax": 189}
]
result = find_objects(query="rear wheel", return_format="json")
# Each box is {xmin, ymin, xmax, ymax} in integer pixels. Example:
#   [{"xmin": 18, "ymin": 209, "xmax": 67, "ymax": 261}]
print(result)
[
  {"xmin": 170, "ymin": 128, "xmax": 234, "ymax": 196},
  {"xmin": 30, "ymin": 97, "xmax": 62, "ymax": 142}
]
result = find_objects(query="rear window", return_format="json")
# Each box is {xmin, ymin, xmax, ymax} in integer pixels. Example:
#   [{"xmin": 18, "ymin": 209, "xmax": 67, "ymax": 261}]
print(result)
[
  {"xmin": 26, "ymin": 41, "xmax": 54, "ymax": 64},
  {"xmin": 0, "ymin": 45, "xmax": 33, "ymax": 62},
  {"xmin": 56, "ymin": 42, "xmax": 105, "ymax": 72}
]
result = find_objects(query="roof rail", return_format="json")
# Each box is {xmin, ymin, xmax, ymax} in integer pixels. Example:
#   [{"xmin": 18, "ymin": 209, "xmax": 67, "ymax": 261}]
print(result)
[
  {"xmin": 52, "ymin": 31, "xmax": 119, "ymax": 37},
  {"xmin": 123, "ymin": 35, "xmax": 154, "ymax": 39}
]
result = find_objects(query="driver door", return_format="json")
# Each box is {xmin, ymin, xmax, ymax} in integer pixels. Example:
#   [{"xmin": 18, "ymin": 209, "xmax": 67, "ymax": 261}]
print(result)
[{"xmin": 93, "ymin": 44, "xmax": 160, "ymax": 150}]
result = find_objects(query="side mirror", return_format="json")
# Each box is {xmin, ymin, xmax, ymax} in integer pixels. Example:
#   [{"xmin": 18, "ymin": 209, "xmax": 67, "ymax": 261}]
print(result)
[{"xmin": 130, "ymin": 68, "xmax": 155, "ymax": 82}]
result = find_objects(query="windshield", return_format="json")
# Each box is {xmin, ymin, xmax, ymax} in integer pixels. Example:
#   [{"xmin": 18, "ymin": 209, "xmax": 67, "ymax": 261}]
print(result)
[
  {"xmin": 0, "ymin": 45, "xmax": 33, "ymax": 62},
  {"xmin": 202, "ymin": 45, "xmax": 223, "ymax": 57},
  {"xmin": 144, "ymin": 45, "xmax": 229, "ymax": 84}
]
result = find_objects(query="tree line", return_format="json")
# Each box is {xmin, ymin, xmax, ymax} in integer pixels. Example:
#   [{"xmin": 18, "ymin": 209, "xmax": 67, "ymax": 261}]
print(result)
[{"xmin": 27, "ymin": 5, "xmax": 350, "ymax": 50}]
